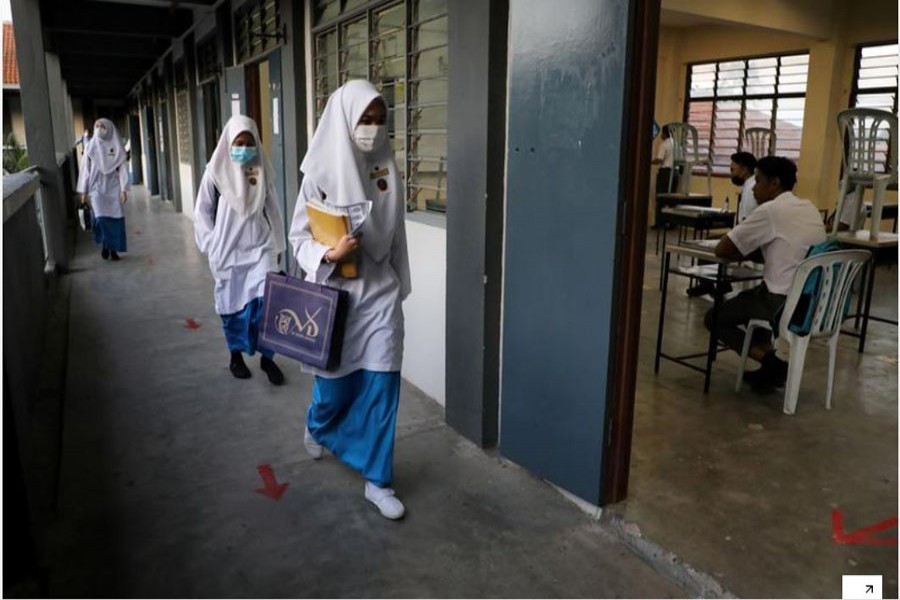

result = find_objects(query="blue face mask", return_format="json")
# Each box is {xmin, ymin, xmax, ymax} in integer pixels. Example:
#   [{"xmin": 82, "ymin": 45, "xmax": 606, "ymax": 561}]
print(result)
[{"xmin": 230, "ymin": 146, "xmax": 258, "ymax": 164}]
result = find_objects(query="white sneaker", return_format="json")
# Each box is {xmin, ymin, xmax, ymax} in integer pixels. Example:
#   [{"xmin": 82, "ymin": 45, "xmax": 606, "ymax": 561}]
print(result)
[
  {"xmin": 365, "ymin": 481, "xmax": 405, "ymax": 520},
  {"xmin": 304, "ymin": 427, "xmax": 323, "ymax": 460}
]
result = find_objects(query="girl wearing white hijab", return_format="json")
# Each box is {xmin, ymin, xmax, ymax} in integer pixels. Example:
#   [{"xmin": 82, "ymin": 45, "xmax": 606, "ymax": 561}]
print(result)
[
  {"xmin": 76, "ymin": 118, "xmax": 130, "ymax": 260},
  {"xmin": 289, "ymin": 80, "xmax": 411, "ymax": 520},
  {"xmin": 194, "ymin": 115, "xmax": 287, "ymax": 385}
]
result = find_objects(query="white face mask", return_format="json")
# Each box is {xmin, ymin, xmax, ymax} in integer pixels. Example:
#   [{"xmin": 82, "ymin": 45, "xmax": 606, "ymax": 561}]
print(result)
[{"xmin": 353, "ymin": 124, "xmax": 387, "ymax": 153}]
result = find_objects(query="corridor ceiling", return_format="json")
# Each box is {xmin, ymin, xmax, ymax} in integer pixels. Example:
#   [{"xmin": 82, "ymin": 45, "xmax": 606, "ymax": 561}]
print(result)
[{"xmin": 40, "ymin": 0, "xmax": 215, "ymax": 100}]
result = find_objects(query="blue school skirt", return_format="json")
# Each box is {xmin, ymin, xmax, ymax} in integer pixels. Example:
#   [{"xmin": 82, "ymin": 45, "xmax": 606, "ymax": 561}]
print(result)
[
  {"xmin": 220, "ymin": 296, "xmax": 273, "ymax": 357},
  {"xmin": 307, "ymin": 370, "xmax": 401, "ymax": 487},
  {"xmin": 93, "ymin": 217, "xmax": 127, "ymax": 252}
]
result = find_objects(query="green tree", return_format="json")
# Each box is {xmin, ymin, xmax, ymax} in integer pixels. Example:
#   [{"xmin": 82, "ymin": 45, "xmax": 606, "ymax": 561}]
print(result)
[{"xmin": 3, "ymin": 133, "xmax": 29, "ymax": 174}]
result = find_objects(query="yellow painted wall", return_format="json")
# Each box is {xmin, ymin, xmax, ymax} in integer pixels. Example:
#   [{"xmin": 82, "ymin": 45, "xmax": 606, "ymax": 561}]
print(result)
[{"xmin": 652, "ymin": 0, "xmax": 898, "ymax": 229}]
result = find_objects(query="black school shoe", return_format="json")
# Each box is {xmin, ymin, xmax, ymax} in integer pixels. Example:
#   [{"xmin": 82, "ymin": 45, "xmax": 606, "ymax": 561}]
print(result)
[
  {"xmin": 260, "ymin": 356, "xmax": 285, "ymax": 385},
  {"xmin": 101, "ymin": 248, "xmax": 109, "ymax": 260},
  {"xmin": 110, "ymin": 251, "xmax": 120, "ymax": 261},
  {"xmin": 230, "ymin": 352, "xmax": 252, "ymax": 379},
  {"xmin": 745, "ymin": 352, "xmax": 788, "ymax": 393}
]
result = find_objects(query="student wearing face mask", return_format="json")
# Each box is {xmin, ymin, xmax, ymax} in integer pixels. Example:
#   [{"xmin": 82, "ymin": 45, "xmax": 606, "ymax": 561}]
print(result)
[
  {"xmin": 289, "ymin": 80, "xmax": 411, "ymax": 520},
  {"xmin": 730, "ymin": 151, "xmax": 757, "ymax": 223},
  {"xmin": 76, "ymin": 118, "xmax": 130, "ymax": 261},
  {"xmin": 194, "ymin": 115, "xmax": 287, "ymax": 385}
]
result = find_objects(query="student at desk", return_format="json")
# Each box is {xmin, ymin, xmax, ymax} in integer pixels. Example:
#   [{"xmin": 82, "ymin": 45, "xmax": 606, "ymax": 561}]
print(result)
[{"xmin": 706, "ymin": 156, "xmax": 826, "ymax": 392}]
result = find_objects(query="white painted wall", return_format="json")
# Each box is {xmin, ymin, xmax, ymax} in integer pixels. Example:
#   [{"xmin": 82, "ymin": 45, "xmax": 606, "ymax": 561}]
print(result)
[{"xmin": 401, "ymin": 219, "xmax": 446, "ymax": 405}]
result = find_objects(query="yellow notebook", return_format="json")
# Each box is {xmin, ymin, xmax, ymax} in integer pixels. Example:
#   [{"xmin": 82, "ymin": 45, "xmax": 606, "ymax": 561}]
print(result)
[{"xmin": 307, "ymin": 200, "xmax": 357, "ymax": 278}]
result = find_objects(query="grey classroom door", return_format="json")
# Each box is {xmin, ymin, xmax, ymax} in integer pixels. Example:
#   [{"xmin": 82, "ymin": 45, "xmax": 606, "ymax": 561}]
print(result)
[{"xmin": 500, "ymin": 0, "xmax": 630, "ymax": 505}]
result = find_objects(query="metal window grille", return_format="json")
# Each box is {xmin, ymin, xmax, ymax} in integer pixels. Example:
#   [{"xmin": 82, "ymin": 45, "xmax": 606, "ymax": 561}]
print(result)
[
  {"xmin": 684, "ymin": 52, "xmax": 809, "ymax": 174},
  {"xmin": 312, "ymin": 0, "xmax": 448, "ymax": 213},
  {"xmin": 196, "ymin": 35, "xmax": 220, "ymax": 84},
  {"xmin": 235, "ymin": 0, "xmax": 283, "ymax": 64}
]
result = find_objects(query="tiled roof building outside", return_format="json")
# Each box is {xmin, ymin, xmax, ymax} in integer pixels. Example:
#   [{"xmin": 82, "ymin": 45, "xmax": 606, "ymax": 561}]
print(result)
[{"xmin": 3, "ymin": 22, "xmax": 20, "ymax": 88}]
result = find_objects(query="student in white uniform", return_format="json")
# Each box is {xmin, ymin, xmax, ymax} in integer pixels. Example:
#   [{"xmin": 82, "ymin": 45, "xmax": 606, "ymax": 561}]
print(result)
[
  {"xmin": 289, "ymin": 80, "xmax": 411, "ymax": 520},
  {"xmin": 77, "ymin": 118, "xmax": 130, "ymax": 261},
  {"xmin": 730, "ymin": 151, "xmax": 757, "ymax": 222},
  {"xmin": 194, "ymin": 115, "xmax": 287, "ymax": 385},
  {"xmin": 708, "ymin": 156, "xmax": 826, "ymax": 392}
]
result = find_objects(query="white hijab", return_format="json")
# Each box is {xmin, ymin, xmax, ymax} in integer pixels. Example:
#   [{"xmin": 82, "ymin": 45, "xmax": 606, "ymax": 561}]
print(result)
[
  {"xmin": 300, "ymin": 80, "xmax": 402, "ymax": 263},
  {"xmin": 207, "ymin": 115, "xmax": 272, "ymax": 218},
  {"xmin": 86, "ymin": 118, "xmax": 127, "ymax": 175}
]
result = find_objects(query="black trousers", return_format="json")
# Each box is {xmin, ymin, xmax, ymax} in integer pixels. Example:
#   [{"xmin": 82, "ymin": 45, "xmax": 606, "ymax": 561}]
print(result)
[{"xmin": 704, "ymin": 283, "xmax": 786, "ymax": 353}]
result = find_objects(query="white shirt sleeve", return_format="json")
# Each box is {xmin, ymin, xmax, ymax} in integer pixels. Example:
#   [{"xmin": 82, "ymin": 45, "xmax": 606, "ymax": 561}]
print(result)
[
  {"xmin": 390, "ymin": 203, "xmax": 411, "ymax": 301},
  {"xmin": 288, "ymin": 177, "xmax": 336, "ymax": 283},
  {"xmin": 76, "ymin": 154, "xmax": 91, "ymax": 194},
  {"xmin": 264, "ymin": 180, "xmax": 286, "ymax": 256},
  {"xmin": 193, "ymin": 172, "xmax": 217, "ymax": 254},
  {"xmin": 728, "ymin": 204, "xmax": 775, "ymax": 257},
  {"xmin": 119, "ymin": 164, "xmax": 130, "ymax": 194}
]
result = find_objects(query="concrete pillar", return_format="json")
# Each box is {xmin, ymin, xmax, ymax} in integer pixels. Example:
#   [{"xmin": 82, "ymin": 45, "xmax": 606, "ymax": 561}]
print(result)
[
  {"xmin": 445, "ymin": 0, "xmax": 508, "ymax": 446},
  {"xmin": 10, "ymin": 0, "xmax": 69, "ymax": 272}
]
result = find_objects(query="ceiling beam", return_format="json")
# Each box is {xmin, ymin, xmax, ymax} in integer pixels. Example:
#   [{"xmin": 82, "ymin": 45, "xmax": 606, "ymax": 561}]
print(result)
[
  {"xmin": 45, "ymin": 32, "xmax": 171, "ymax": 58},
  {"xmin": 41, "ymin": 0, "xmax": 193, "ymax": 38}
]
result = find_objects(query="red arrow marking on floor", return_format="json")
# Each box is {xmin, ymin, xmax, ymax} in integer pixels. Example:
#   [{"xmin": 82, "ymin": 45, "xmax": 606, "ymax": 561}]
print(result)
[
  {"xmin": 832, "ymin": 509, "xmax": 898, "ymax": 546},
  {"xmin": 184, "ymin": 318, "xmax": 200, "ymax": 330},
  {"xmin": 255, "ymin": 464, "xmax": 288, "ymax": 501}
]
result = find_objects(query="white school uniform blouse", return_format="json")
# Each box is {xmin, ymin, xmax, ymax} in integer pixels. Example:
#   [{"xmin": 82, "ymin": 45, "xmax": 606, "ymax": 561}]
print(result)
[
  {"xmin": 76, "ymin": 155, "xmax": 130, "ymax": 219},
  {"xmin": 193, "ymin": 172, "xmax": 286, "ymax": 315},
  {"xmin": 289, "ymin": 175, "xmax": 411, "ymax": 379},
  {"xmin": 727, "ymin": 191, "xmax": 826, "ymax": 295}
]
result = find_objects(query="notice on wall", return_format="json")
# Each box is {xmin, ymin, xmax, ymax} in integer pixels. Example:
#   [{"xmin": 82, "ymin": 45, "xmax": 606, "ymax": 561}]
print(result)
[
  {"xmin": 273, "ymin": 98, "xmax": 280, "ymax": 136},
  {"xmin": 231, "ymin": 93, "xmax": 241, "ymax": 117}
]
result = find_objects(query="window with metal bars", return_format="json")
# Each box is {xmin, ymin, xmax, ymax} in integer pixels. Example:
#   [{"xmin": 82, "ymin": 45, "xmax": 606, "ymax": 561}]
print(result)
[
  {"xmin": 196, "ymin": 35, "xmax": 219, "ymax": 84},
  {"xmin": 312, "ymin": 0, "xmax": 449, "ymax": 213},
  {"xmin": 684, "ymin": 52, "xmax": 809, "ymax": 174},
  {"xmin": 849, "ymin": 42, "xmax": 897, "ymax": 174},
  {"xmin": 235, "ymin": 0, "xmax": 283, "ymax": 64}
]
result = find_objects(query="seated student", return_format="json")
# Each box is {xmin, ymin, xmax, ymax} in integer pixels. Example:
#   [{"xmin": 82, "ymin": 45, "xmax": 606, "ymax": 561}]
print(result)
[
  {"xmin": 686, "ymin": 151, "xmax": 760, "ymax": 298},
  {"xmin": 705, "ymin": 156, "xmax": 826, "ymax": 392},
  {"xmin": 730, "ymin": 151, "xmax": 757, "ymax": 223}
]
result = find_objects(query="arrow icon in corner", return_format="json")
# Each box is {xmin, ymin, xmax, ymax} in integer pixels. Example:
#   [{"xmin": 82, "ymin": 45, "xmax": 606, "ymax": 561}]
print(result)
[
  {"xmin": 866, "ymin": 584, "xmax": 874, "ymax": 594},
  {"xmin": 255, "ymin": 464, "xmax": 288, "ymax": 501}
]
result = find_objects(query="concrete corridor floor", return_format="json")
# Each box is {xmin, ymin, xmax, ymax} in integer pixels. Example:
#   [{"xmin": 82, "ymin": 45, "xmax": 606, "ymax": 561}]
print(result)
[{"xmin": 47, "ymin": 188, "xmax": 687, "ymax": 598}]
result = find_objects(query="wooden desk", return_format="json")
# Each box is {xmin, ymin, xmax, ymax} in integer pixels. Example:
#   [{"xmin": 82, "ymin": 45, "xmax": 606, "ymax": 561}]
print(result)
[
  {"xmin": 662, "ymin": 206, "xmax": 735, "ymax": 243},
  {"xmin": 655, "ymin": 193, "xmax": 713, "ymax": 254},
  {"xmin": 655, "ymin": 243, "xmax": 764, "ymax": 392},
  {"xmin": 835, "ymin": 230, "xmax": 898, "ymax": 352}
]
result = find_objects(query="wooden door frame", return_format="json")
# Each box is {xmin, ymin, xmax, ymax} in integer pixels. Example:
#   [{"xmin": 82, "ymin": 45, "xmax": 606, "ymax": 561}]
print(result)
[{"xmin": 602, "ymin": 0, "xmax": 661, "ymax": 505}]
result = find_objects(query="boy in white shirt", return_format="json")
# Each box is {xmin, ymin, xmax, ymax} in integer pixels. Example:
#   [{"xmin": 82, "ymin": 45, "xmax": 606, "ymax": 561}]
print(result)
[
  {"xmin": 707, "ymin": 156, "xmax": 826, "ymax": 392},
  {"xmin": 730, "ymin": 151, "xmax": 757, "ymax": 223}
]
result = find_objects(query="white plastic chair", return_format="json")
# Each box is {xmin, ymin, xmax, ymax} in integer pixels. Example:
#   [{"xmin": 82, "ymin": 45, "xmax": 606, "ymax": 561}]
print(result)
[
  {"xmin": 831, "ymin": 109, "xmax": 898, "ymax": 240},
  {"xmin": 743, "ymin": 127, "xmax": 776, "ymax": 157},
  {"xmin": 666, "ymin": 122, "xmax": 712, "ymax": 196},
  {"xmin": 734, "ymin": 249, "xmax": 871, "ymax": 415}
]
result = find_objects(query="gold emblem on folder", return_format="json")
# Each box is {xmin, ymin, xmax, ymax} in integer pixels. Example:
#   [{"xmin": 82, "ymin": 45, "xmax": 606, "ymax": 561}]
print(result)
[{"xmin": 275, "ymin": 308, "xmax": 322, "ymax": 340}]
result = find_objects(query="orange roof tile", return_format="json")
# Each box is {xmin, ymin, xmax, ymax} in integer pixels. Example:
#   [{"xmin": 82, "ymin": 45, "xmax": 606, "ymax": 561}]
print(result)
[{"xmin": 3, "ymin": 22, "xmax": 19, "ymax": 88}]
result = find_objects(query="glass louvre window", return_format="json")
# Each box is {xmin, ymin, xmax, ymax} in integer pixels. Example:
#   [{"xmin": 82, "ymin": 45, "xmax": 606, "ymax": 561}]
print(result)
[
  {"xmin": 196, "ymin": 35, "xmax": 219, "ymax": 84},
  {"xmin": 235, "ymin": 0, "xmax": 282, "ymax": 64},
  {"xmin": 850, "ymin": 42, "xmax": 898, "ymax": 174},
  {"xmin": 312, "ymin": 0, "xmax": 449, "ymax": 213},
  {"xmin": 685, "ymin": 52, "xmax": 809, "ymax": 173}
]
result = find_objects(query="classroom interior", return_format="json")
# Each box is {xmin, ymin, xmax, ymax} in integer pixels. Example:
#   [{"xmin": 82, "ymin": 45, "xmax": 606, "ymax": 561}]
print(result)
[{"xmin": 615, "ymin": 1, "xmax": 899, "ymax": 597}]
